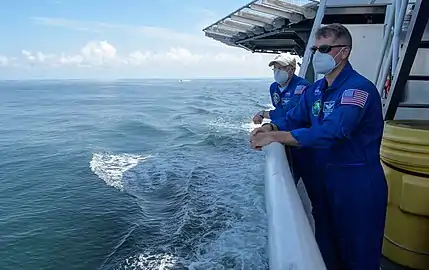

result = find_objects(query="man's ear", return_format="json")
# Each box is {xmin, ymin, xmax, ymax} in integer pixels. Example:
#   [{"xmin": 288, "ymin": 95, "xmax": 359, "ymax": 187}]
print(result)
[{"xmin": 342, "ymin": 47, "xmax": 351, "ymax": 59}]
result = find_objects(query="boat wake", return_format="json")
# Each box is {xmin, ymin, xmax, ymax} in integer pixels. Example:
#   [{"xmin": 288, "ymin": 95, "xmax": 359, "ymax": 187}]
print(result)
[{"xmin": 89, "ymin": 121, "xmax": 268, "ymax": 269}]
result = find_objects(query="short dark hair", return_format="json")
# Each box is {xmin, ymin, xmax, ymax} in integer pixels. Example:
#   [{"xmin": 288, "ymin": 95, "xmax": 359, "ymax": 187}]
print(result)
[{"xmin": 315, "ymin": 23, "xmax": 352, "ymax": 47}]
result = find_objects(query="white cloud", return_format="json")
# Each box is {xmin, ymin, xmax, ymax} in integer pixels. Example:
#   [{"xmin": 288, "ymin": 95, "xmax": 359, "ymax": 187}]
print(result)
[
  {"xmin": 21, "ymin": 50, "xmax": 59, "ymax": 66},
  {"xmin": 58, "ymin": 54, "xmax": 84, "ymax": 66},
  {"xmin": 1, "ymin": 16, "xmax": 301, "ymax": 78},
  {"xmin": 0, "ymin": 55, "xmax": 9, "ymax": 66},
  {"xmin": 9, "ymin": 41, "xmax": 273, "ymax": 77},
  {"xmin": 2, "ymin": 40, "xmax": 298, "ymax": 78},
  {"xmin": 128, "ymin": 51, "xmax": 151, "ymax": 65},
  {"xmin": 21, "ymin": 50, "xmax": 36, "ymax": 62},
  {"xmin": 80, "ymin": 40, "xmax": 117, "ymax": 66}
]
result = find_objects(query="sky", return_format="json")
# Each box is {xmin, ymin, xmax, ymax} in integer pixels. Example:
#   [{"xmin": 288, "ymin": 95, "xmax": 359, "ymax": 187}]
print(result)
[{"xmin": 0, "ymin": 0, "xmax": 285, "ymax": 79}]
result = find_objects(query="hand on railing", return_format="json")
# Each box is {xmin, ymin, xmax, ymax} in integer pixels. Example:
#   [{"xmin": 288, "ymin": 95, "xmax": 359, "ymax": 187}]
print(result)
[
  {"xmin": 252, "ymin": 111, "xmax": 264, "ymax": 124},
  {"xmin": 250, "ymin": 125, "xmax": 274, "ymax": 150}
]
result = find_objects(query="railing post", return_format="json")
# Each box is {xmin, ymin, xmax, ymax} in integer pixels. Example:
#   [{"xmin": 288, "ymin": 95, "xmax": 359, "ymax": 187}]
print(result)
[{"xmin": 298, "ymin": 0, "xmax": 328, "ymax": 80}]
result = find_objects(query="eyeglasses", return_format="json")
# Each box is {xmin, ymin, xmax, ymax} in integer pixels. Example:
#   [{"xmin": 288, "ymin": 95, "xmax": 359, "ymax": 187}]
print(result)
[
  {"xmin": 310, "ymin": 45, "xmax": 349, "ymax": 54},
  {"xmin": 271, "ymin": 66, "xmax": 293, "ymax": 72}
]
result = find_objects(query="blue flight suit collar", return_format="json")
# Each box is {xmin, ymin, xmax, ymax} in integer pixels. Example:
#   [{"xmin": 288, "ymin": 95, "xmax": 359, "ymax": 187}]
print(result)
[
  {"xmin": 319, "ymin": 61, "xmax": 355, "ymax": 92},
  {"xmin": 277, "ymin": 74, "xmax": 298, "ymax": 92}
]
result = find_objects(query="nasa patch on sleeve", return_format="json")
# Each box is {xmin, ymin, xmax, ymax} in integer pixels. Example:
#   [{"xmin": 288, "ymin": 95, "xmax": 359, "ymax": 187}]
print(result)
[{"xmin": 272, "ymin": 92, "xmax": 280, "ymax": 104}]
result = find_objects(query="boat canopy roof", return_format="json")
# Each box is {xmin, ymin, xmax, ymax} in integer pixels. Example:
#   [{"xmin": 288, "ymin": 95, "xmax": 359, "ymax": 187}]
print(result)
[{"xmin": 202, "ymin": 0, "xmax": 395, "ymax": 56}]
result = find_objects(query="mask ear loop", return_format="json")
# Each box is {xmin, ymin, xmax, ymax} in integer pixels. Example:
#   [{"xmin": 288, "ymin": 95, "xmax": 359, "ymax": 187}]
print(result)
[
  {"xmin": 286, "ymin": 68, "xmax": 293, "ymax": 80},
  {"xmin": 328, "ymin": 47, "xmax": 346, "ymax": 74}
]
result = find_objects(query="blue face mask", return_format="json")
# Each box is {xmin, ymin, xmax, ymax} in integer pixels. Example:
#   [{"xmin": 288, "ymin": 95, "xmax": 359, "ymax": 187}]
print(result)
[
  {"xmin": 312, "ymin": 48, "xmax": 344, "ymax": 75},
  {"xmin": 273, "ymin": 69, "xmax": 289, "ymax": 85}
]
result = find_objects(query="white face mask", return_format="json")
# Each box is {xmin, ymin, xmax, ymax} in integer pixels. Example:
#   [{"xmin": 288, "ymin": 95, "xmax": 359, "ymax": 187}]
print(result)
[
  {"xmin": 273, "ymin": 69, "xmax": 289, "ymax": 85},
  {"xmin": 312, "ymin": 48, "xmax": 344, "ymax": 75}
]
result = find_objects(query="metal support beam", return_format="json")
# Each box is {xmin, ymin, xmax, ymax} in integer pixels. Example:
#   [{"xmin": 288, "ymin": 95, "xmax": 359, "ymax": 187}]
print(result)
[
  {"xmin": 420, "ymin": 41, "xmax": 429, "ymax": 48},
  {"xmin": 204, "ymin": 29, "xmax": 236, "ymax": 38},
  {"xmin": 383, "ymin": 0, "xmax": 429, "ymax": 120},
  {"xmin": 299, "ymin": 0, "xmax": 328, "ymax": 79},
  {"xmin": 398, "ymin": 103, "xmax": 429, "ymax": 108},
  {"xmin": 236, "ymin": 28, "xmax": 285, "ymax": 43}
]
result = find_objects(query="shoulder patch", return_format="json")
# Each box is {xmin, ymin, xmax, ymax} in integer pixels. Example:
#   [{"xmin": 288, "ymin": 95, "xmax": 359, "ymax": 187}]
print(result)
[
  {"xmin": 341, "ymin": 89, "xmax": 369, "ymax": 108},
  {"xmin": 294, "ymin": 85, "xmax": 307, "ymax": 95},
  {"xmin": 272, "ymin": 92, "xmax": 280, "ymax": 104}
]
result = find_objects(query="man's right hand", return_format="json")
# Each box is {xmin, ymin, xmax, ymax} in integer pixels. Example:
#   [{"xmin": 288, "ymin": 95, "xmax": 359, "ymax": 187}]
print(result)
[{"xmin": 252, "ymin": 111, "xmax": 264, "ymax": 124}]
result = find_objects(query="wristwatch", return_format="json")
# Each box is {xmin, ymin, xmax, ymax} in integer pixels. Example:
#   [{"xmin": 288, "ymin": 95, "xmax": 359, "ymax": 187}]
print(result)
[
  {"xmin": 262, "ymin": 123, "xmax": 274, "ymax": 131},
  {"xmin": 259, "ymin": 111, "xmax": 265, "ymax": 118}
]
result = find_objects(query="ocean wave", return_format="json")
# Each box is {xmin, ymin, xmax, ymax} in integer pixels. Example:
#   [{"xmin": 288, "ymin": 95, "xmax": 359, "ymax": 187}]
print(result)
[
  {"xmin": 89, "ymin": 153, "xmax": 152, "ymax": 190},
  {"xmin": 90, "ymin": 142, "xmax": 267, "ymax": 269}
]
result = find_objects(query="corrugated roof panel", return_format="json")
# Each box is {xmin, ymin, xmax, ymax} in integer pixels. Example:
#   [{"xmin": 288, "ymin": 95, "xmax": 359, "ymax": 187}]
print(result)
[
  {"xmin": 250, "ymin": 2, "xmax": 304, "ymax": 23},
  {"xmin": 230, "ymin": 14, "xmax": 268, "ymax": 27},
  {"xmin": 203, "ymin": 0, "xmax": 390, "ymax": 55},
  {"xmin": 265, "ymin": 0, "xmax": 317, "ymax": 18},
  {"xmin": 240, "ymin": 8, "xmax": 278, "ymax": 22},
  {"xmin": 203, "ymin": 1, "xmax": 313, "ymax": 33},
  {"xmin": 202, "ymin": 0, "xmax": 320, "ymax": 52},
  {"xmin": 222, "ymin": 19, "xmax": 255, "ymax": 31}
]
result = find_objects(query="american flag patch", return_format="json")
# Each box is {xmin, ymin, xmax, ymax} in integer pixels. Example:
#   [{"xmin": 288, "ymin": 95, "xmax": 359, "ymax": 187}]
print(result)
[
  {"xmin": 294, "ymin": 85, "xmax": 306, "ymax": 94},
  {"xmin": 341, "ymin": 89, "xmax": 369, "ymax": 108}
]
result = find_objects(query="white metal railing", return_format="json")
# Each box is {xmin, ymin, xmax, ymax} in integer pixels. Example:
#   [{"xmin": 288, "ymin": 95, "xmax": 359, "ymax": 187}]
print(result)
[
  {"xmin": 263, "ymin": 142, "xmax": 326, "ymax": 270},
  {"xmin": 375, "ymin": 0, "xmax": 410, "ymax": 96},
  {"xmin": 374, "ymin": 2, "xmax": 395, "ymax": 92},
  {"xmin": 392, "ymin": 0, "xmax": 409, "ymax": 76},
  {"xmin": 260, "ymin": 1, "xmax": 328, "ymax": 269}
]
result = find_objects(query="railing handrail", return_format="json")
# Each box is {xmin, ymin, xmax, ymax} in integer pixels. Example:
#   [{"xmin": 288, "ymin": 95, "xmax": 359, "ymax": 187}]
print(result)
[{"xmin": 263, "ymin": 142, "xmax": 326, "ymax": 270}]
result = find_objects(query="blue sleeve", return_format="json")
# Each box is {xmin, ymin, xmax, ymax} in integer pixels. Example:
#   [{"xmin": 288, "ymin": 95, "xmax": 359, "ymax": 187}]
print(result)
[
  {"xmin": 268, "ymin": 83, "xmax": 283, "ymax": 119},
  {"xmin": 268, "ymin": 83, "xmax": 287, "ymax": 120},
  {"xmin": 269, "ymin": 106, "xmax": 285, "ymax": 119},
  {"xmin": 269, "ymin": 82, "xmax": 310, "ymax": 120},
  {"xmin": 269, "ymin": 82, "xmax": 278, "ymax": 107},
  {"xmin": 290, "ymin": 86, "xmax": 373, "ymax": 148},
  {"xmin": 271, "ymin": 84, "xmax": 312, "ymax": 131}
]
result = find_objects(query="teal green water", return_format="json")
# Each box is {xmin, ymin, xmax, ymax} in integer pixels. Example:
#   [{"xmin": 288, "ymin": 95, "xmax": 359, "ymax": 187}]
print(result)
[{"xmin": 0, "ymin": 79, "xmax": 271, "ymax": 269}]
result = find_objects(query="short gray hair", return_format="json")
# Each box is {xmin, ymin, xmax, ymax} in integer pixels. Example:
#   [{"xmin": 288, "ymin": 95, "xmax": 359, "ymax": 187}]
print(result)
[{"xmin": 315, "ymin": 23, "xmax": 352, "ymax": 47}]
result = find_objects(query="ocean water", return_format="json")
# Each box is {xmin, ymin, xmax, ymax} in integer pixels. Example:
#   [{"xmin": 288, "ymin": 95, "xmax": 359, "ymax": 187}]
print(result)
[{"xmin": 0, "ymin": 79, "xmax": 274, "ymax": 270}]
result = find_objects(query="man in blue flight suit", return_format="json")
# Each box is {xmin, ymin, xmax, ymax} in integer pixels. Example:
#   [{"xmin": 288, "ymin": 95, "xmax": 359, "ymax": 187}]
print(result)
[
  {"xmin": 253, "ymin": 53, "xmax": 310, "ymax": 124},
  {"xmin": 250, "ymin": 23, "xmax": 387, "ymax": 270},
  {"xmin": 253, "ymin": 53, "xmax": 311, "ymax": 183}
]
